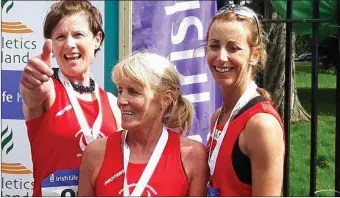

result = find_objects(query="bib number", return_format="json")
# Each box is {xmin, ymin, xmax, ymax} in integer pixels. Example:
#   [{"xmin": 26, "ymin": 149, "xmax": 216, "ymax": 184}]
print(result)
[
  {"xmin": 41, "ymin": 169, "xmax": 79, "ymax": 197},
  {"xmin": 61, "ymin": 188, "xmax": 77, "ymax": 197},
  {"xmin": 42, "ymin": 185, "xmax": 77, "ymax": 197}
]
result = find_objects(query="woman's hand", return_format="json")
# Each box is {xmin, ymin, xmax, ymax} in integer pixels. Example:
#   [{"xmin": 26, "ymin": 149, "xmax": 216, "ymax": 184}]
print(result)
[{"xmin": 20, "ymin": 39, "xmax": 55, "ymax": 120}]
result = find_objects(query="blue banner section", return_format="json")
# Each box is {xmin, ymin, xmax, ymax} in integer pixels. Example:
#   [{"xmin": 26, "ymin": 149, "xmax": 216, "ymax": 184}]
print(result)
[
  {"xmin": 132, "ymin": 1, "xmax": 221, "ymax": 144},
  {"xmin": 41, "ymin": 169, "xmax": 79, "ymax": 188},
  {"xmin": 1, "ymin": 70, "xmax": 24, "ymax": 120}
]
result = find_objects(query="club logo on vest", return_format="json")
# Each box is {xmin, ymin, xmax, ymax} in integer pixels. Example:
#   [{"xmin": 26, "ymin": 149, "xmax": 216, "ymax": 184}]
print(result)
[
  {"xmin": 118, "ymin": 184, "xmax": 157, "ymax": 197},
  {"xmin": 75, "ymin": 129, "xmax": 106, "ymax": 156},
  {"xmin": 55, "ymin": 104, "xmax": 72, "ymax": 117},
  {"xmin": 104, "ymin": 169, "xmax": 124, "ymax": 186}
]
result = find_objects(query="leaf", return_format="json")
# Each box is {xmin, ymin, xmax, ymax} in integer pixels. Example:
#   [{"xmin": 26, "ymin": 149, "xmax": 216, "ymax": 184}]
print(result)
[
  {"xmin": 5, "ymin": 1, "xmax": 13, "ymax": 14},
  {"xmin": 2, "ymin": 128, "xmax": 13, "ymax": 153},
  {"xmin": 1, "ymin": 0, "xmax": 8, "ymax": 10},
  {"xmin": 6, "ymin": 142, "xmax": 13, "ymax": 155},
  {"xmin": 1, "ymin": 126, "xmax": 8, "ymax": 139}
]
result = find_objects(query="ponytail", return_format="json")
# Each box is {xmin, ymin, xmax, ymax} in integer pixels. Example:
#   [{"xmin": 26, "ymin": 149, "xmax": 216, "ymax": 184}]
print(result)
[
  {"xmin": 257, "ymin": 87, "xmax": 272, "ymax": 101},
  {"xmin": 163, "ymin": 96, "xmax": 194, "ymax": 134}
]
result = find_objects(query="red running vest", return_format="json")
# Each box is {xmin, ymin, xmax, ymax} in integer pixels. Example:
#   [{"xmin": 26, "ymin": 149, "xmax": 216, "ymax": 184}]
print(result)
[
  {"xmin": 26, "ymin": 78, "xmax": 118, "ymax": 196},
  {"xmin": 95, "ymin": 130, "xmax": 189, "ymax": 196},
  {"xmin": 206, "ymin": 101, "xmax": 283, "ymax": 196}
]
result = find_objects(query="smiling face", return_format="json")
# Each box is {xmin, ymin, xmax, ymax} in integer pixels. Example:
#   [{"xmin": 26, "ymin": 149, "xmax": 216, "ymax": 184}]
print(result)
[
  {"xmin": 51, "ymin": 13, "xmax": 102, "ymax": 79},
  {"xmin": 116, "ymin": 76, "xmax": 163, "ymax": 132},
  {"xmin": 206, "ymin": 20, "xmax": 255, "ymax": 88}
]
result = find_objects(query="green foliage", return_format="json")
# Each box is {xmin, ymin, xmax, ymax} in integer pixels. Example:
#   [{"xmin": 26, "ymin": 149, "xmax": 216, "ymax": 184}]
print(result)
[
  {"xmin": 290, "ymin": 62, "xmax": 336, "ymax": 196},
  {"xmin": 296, "ymin": 35, "xmax": 312, "ymax": 56},
  {"xmin": 270, "ymin": 0, "xmax": 337, "ymax": 40}
]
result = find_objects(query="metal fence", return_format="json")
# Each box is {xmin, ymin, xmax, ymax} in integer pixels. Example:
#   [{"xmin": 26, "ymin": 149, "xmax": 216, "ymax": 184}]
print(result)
[{"xmin": 217, "ymin": 0, "xmax": 340, "ymax": 196}]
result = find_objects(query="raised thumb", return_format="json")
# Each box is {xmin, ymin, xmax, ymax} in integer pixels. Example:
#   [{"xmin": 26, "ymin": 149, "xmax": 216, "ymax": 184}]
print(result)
[{"xmin": 41, "ymin": 39, "xmax": 52, "ymax": 67}]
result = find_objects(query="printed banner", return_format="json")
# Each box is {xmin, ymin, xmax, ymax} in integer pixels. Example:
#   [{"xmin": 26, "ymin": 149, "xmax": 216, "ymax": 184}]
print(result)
[
  {"xmin": 1, "ymin": 1, "xmax": 104, "ymax": 196},
  {"xmin": 132, "ymin": 1, "xmax": 220, "ymax": 144}
]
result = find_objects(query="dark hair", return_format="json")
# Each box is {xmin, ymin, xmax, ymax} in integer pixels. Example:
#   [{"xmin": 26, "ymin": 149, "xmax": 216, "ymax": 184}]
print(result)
[{"xmin": 43, "ymin": 0, "xmax": 105, "ymax": 55}]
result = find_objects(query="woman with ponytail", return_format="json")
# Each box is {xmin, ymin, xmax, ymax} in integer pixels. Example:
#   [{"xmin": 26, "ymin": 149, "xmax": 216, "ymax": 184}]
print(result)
[
  {"xmin": 78, "ymin": 51, "xmax": 208, "ymax": 196},
  {"xmin": 205, "ymin": 4, "xmax": 285, "ymax": 196}
]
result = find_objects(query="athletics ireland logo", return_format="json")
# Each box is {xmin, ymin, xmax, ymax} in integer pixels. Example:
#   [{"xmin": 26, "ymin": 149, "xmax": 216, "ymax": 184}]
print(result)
[
  {"xmin": 1, "ymin": 125, "xmax": 14, "ymax": 154},
  {"xmin": 1, "ymin": 126, "xmax": 32, "ymax": 174},
  {"xmin": 1, "ymin": 0, "xmax": 33, "ymax": 34}
]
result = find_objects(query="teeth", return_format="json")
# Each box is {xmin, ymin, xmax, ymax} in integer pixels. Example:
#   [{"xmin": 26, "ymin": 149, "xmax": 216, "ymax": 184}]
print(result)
[
  {"xmin": 66, "ymin": 54, "xmax": 79, "ymax": 58},
  {"xmin": 215, "ymin": 67, "xmax": 232, "ymax": 73},
  {"xmin": 65, "ymin": 54, "xmax": 81, "ymax": 59},
  {"xmin": 122, "ymin": 111, "xmax": 134, "ymax": 116}
]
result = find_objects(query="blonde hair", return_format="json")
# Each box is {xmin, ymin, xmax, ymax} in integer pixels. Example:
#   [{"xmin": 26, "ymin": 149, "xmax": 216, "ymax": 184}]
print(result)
[
  {"xmin": 112, "ymin": 51, "xmax": 194, "ymax": 133},
  {"xmin": 206, "ymin": 9, "xmax": 271, "ymax": 101}
]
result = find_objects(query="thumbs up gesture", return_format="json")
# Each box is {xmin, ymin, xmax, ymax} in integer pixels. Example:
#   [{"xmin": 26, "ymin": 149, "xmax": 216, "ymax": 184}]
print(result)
[
  {"xmin": 40, "ymin": 39, "xmax": 53, "ymax": 67},
  {"xmin": 20, "ymin": 39, "xmax": 54, "ymax": 99}
]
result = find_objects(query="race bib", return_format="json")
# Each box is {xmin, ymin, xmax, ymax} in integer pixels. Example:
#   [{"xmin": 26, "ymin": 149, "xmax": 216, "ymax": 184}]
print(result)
[
  {"xmin": 207, "ymin": 186, "xmax": 220, "ymax": 197},
  {"xmin": 41, "ymin": 169, "xmax": 79, "ymax": 197}
]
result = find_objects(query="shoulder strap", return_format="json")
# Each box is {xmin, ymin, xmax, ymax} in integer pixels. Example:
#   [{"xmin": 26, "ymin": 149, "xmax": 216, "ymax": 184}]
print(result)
[
  {"xmin": 227, "ymin": 98, "xmax": 276, "ymax": 134},
  {"xmin": 106, "ymin": 92, "xmax": 123, "ymax": 131},
  {"xmin": 232, "ymin": 96, "xmax": 265, "ymax": 121}
]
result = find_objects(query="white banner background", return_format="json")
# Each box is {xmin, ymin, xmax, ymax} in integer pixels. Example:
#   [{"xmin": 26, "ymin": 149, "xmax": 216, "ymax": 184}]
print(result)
[{"xmin": 1, "ymin": 1, "xmax": 105, "ymax": 196}]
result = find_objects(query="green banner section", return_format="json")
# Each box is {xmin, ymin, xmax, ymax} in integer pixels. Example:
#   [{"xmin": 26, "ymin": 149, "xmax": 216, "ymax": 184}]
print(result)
[
  {"xmin": 104, "ymin": 1, "xmax": 119, "ymax": 96},
  {"xmin": 270, "ymin": 0, "xmax": 337, "ymax": 40}
]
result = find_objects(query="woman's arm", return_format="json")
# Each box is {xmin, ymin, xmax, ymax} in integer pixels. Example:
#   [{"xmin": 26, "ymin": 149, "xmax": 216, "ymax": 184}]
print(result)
[
  {"xmin": 78, "ymin": 138, "xmax": 106, "ymax": 196},
  {"xmin": 180, "ymin": 137, "xmax": 209, "ymax": 196},
  {"xmin": 20, "ymin": 39, "xmax": 55, "ymax": 120},
  {"xmin": 242, "ymin": 113, "xmax": 284, "ymax": 196}
]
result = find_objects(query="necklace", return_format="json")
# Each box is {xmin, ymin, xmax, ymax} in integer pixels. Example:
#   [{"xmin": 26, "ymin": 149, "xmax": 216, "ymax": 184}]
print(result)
[{"xmin": 52, "ymin": 68, "xmax": 95, "ymax": 94}]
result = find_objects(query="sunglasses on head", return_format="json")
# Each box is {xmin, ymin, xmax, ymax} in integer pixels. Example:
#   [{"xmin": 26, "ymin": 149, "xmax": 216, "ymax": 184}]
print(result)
[{"xmin": 215, "ymin": 4, "xmax": 261, "ymax": 38}]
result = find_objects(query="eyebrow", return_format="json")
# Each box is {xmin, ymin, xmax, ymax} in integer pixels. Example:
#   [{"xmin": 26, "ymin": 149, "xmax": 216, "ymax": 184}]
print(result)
[{"xmin": 208, "ymin": 39, "xmax": 219, "ymax": 43}]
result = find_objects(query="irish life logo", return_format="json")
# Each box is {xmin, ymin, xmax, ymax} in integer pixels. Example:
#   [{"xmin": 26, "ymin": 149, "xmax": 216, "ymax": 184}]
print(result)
[
  {"xmin": 1, "ymin": 126, "xmax": 32, "ymax": 174},
  {"xmin": 1, "ymin": 0, "xmax": 32, "ymax": 34}
]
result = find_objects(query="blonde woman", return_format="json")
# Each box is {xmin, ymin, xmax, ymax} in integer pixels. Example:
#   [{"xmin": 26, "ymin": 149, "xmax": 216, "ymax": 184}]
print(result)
[
  {"xmin": 78, "ymin": 52, "xmax": 209, "ymax": 196},
  {"xmin": 205, "ymin": 5, "xmax": 285, "ymax": 196}
]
